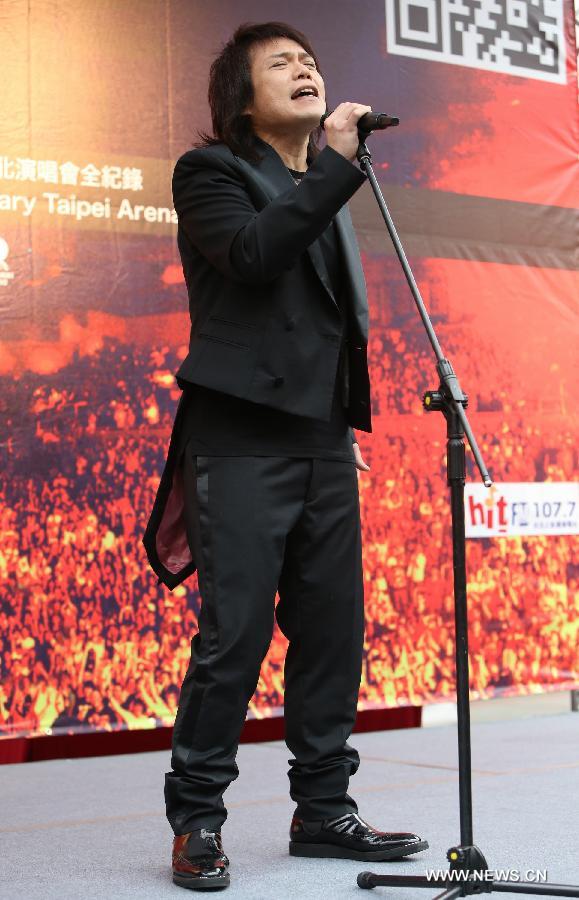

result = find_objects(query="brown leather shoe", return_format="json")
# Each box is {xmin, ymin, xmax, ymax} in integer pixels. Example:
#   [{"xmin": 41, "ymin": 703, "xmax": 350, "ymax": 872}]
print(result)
[{"xmin": 172, "ymin": 828, "xmax": 230, "ymax": 891}]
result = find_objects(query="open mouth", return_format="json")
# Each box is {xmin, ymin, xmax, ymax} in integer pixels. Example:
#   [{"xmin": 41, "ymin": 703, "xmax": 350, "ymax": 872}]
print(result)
[{"xmin": 291, "ymin": 86, "xmax": 319, "ymax": 100}]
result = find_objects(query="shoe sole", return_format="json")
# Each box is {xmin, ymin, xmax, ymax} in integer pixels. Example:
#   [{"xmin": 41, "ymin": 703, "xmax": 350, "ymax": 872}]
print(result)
[
  {"xmin": 172, "ymin": 872, "xmax": 230, "ymax": 891},
  {"xmin": 289, "ymin": 839, "xmax": 429, "ymax": 861}
]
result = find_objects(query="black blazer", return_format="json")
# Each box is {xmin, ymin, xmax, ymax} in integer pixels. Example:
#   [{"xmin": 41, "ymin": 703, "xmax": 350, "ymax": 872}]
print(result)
[{"xmin": 142, "ymin": 137, "xmax": 372, "ymax": 590}]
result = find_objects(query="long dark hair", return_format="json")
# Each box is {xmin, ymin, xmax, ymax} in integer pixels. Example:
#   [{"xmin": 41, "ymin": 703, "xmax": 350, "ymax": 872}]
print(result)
[{"xmin": 195, "ymin": 21, "xmax": 325, "ymax": 163}]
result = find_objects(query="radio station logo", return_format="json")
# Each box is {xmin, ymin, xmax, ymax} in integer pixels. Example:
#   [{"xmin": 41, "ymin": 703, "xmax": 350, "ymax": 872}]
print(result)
[
  {"xmin": 465, "ymin": 482, "xmax": 578, "ymax": 538},
  {"xmin": 0, "ymin": 237, "xmax": 15, "ymax": 287}
]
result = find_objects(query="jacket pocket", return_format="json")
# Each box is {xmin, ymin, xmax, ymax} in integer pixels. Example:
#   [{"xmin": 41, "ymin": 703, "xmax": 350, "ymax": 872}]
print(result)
[
  {"xmin": 197, "ymin": 332, "xmax": 250, "ymax": 350},
  {"xmin": 208, "ymin": 315, "xmax": 258, "ymax": 330}
]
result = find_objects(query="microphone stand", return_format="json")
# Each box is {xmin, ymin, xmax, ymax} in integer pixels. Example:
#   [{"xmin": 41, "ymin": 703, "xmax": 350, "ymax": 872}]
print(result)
[{"xmin": 352, "ymin": 127, "xmax": 579, "ymax": 898}]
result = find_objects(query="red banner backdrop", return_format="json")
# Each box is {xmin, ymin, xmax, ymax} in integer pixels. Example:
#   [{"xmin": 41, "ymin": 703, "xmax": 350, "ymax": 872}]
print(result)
[{"xmin": 0, "ymin": 1, "xmax": 577, "ymax": 739}]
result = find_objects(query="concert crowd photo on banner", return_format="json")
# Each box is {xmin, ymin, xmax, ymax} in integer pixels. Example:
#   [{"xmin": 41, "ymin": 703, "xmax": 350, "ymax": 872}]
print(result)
[{"xmin": 0, "ymin": 1, "xmax": 577, "ymax": 897}]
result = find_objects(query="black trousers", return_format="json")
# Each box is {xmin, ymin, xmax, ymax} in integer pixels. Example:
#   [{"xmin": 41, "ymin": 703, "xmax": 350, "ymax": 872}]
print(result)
[{"xmin": 164, "ymin": 449, "xmax": 365, "ymax": 835}]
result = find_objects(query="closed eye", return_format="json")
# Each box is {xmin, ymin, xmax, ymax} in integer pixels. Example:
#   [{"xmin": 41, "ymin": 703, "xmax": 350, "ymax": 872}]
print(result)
[{"xmin": 270, "ymin": 59, "xmax": 316, "ymax": 68}]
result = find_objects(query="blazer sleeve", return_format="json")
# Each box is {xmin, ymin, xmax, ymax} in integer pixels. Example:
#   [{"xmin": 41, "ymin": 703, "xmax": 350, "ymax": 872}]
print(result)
[{"xmin": 172, "ymin": 144, "xmax": 366, "ymax": 284}]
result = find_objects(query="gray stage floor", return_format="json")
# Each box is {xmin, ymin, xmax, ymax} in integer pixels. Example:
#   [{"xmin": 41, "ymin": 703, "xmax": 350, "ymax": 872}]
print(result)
[{"xmin": 1, "ymin": 701, "xmax": 578, "ymax": 899}]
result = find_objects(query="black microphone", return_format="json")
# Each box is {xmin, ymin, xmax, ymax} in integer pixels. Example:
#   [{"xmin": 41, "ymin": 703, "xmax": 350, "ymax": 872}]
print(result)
[{"xmin": 320, "ymin": 111, "xmax": 399, "ymax": 132}]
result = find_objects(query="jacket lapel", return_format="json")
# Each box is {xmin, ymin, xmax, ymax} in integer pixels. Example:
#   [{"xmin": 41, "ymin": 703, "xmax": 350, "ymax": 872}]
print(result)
[
  {"xmin": 334, "ymin": 205, "xmax": 369, "ymax": 343},
  {"xmin": 237, "ymin": 140, "xmax": 340, "ymax": 314}
]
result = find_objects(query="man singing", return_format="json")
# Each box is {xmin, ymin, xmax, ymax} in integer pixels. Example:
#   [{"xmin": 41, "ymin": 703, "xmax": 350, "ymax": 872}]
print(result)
[{"xmin": 144, "ymin": 20, "xmax": 428, "ymax": 892}]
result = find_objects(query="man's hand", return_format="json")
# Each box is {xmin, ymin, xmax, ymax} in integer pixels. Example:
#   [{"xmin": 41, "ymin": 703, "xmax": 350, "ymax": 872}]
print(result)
[
  {"xmin": 353, "ymin": 441, "xmax": 370, "ymax": 472},
  {"xmin": 324, "ymin": 102, "xmax": 373, "ymax": 162}
]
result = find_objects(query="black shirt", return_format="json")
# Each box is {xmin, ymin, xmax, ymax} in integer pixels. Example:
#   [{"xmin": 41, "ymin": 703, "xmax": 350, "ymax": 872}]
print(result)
[{"xmin": 179, "ymin": 167, "xmax": 355, "ymax": 463}]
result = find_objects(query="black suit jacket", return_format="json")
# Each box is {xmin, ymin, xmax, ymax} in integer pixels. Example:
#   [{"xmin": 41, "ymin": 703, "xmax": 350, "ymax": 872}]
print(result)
[{"xmin": 142, "ymin": 138, "xmax": 372, "ymax": 589}]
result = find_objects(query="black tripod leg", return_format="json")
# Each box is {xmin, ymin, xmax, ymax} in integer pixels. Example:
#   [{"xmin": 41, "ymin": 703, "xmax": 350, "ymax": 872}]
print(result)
[
  {"xmin": 490, "ymin": 882, "xmax": 579, "ymax": 896},
  {"xmin": 432, "ymin": 888, "xmax": 466, "ymax": 900}
]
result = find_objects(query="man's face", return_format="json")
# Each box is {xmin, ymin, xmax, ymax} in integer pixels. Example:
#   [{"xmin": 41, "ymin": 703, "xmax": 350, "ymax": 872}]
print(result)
[{"xmin": 245, "ymin": 37, "xmax": 326, "ymax": 133}]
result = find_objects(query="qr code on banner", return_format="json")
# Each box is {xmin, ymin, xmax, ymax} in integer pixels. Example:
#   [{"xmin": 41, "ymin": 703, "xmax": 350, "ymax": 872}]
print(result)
[{"xmin": 385, "ymin": 0, "xmax": 566, "ymax": 83}]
